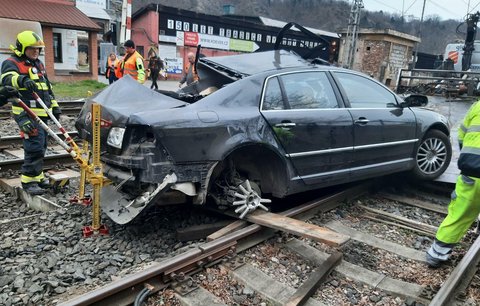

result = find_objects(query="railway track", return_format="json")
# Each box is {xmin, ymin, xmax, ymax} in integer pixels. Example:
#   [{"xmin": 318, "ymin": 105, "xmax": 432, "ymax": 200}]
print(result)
[
  {"xmin": 57, "ymin": 179, "xmax": 480, "ymax": 306},
  {"xmin": 0, "ymin": 100, "xmax": 85, "ymax": 118},
  {"xmin": 0, "ymin": 131, "xmax": 79, "ymax": 171}
]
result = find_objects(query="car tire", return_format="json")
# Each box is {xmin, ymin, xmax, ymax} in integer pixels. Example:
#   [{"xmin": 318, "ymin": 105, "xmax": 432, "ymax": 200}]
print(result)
[{"xmin": 412, "ymin": 130, "xmax": 452, "ymax": 180}]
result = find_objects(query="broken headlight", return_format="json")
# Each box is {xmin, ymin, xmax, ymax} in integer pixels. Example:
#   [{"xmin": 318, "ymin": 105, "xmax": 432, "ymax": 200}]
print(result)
[{"xmin": 107, "ymin": 127, "xmax": 126, "ymax": 149}]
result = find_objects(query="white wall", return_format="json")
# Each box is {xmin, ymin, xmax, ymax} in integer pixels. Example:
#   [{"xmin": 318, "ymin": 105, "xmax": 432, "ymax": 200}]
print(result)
[{"xmin": 53, "ymin": 29, "xmax": 78, "ymax": 71}]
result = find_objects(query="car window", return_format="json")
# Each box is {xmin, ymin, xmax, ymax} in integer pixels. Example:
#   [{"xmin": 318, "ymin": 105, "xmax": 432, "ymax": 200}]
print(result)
[
  {"xmin": 334, "ymin": 72, "xmax": 397, "ymax": 108},
  {"xmin": 280, "ymin": 72, "xmax": 338, "ymax": 109},
  {"xmin": 262, "ymin": 77, "xmax": 285, "ymax": 110}
]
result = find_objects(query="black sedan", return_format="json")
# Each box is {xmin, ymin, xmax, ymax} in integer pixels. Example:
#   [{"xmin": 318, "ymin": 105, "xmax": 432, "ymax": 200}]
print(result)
[{"xmin": 76, "ymin": 50, "xmax": 451, "ymax": 224}]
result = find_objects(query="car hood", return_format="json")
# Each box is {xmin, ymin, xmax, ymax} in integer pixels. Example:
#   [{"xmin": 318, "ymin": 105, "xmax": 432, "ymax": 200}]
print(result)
[{"xmin": 75, "ymin": 76, "xmax": 188, "ymax": 138}]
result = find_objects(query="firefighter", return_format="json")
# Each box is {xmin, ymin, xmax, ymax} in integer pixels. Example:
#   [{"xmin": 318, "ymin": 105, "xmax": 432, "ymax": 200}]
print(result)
[
  {"xmin": 119, "ymin": 40, "xmax": 145, "ymax": 84},
  {"xmin": 0, "ymin": 30, "xmax": 62, "ymax": 195},
  {"xmin": 426, "ymin": 101, "xmax": 480, "ymax": 267},
  {"xmin": 0, "ymin": 86, "xmax": 20, "ymax": 106}
]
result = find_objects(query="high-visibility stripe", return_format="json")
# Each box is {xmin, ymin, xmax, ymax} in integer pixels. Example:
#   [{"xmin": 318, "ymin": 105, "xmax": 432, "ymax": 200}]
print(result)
[
  {"xmin": 1, "ymin": 71, "xmax": 20, "ymax": 88},
  {"xmin": 12, "ymin": 105, "xmax": 49, "ymax": 116},
  {"xmin": 461, "ymin": 146, "xmax": 480, "ymax": 155},
  {"xmin": 467, "ymin": 125, "xmax": 480, "ymax": 132},
  {"xmin": 21, "ymin": 172, "xmax": 45, "ymax": 183}
]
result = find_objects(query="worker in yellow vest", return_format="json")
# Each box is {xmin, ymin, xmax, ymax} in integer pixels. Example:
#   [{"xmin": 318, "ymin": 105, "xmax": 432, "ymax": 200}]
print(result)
[
  {"xmin": 119, "ymin": 40, "xmax": 145, "ymax": 84},
  {"xmin": 426, "ymin": 101, "xmax": 480, "ymax": 267}
]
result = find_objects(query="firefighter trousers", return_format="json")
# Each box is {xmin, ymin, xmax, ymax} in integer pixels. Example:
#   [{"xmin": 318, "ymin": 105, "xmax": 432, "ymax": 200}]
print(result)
[
  {"xmin": 436, "ymin": 174, "xmax": 480, "ymax": 244},
  {"xmin": 21, "ymin": 119, "xmax": 48, "ymax": 184}
]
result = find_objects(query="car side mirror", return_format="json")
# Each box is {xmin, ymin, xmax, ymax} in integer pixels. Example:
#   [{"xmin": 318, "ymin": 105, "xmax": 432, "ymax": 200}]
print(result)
[{"xmin": 400, "ymin": 94, "xmax": 428, "ymax": 108}]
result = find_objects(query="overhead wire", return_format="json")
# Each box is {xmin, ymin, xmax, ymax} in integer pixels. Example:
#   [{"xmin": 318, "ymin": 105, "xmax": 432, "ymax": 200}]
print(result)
[{"xmin": 427, "ymin": 0, "xmax": 465, "ymax": 19}]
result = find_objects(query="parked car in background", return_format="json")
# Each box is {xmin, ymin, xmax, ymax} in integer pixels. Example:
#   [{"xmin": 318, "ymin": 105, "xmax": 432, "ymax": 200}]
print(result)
[{"xmin": 76, "ymin": 49, "xmax": 451, "ymax": 225}]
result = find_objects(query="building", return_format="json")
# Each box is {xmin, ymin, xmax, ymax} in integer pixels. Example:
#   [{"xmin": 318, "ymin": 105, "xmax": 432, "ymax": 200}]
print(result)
[
  {"xmin": 338, "ymin": 28, "xmax": 420, "ymax": 87},
  {"xmin": 0, "ymin": 0, "xmax": 101, "ymax": 82},
  {"xmin": 130, "ymin": 4, "xmax": 339, "ymax": 80}
]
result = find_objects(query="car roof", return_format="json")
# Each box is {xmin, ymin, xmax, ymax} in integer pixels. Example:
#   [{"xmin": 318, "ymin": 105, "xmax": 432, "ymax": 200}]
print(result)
[{"xmin": 199, "ymin": 50, "xmax": 318, "ymax": 77}]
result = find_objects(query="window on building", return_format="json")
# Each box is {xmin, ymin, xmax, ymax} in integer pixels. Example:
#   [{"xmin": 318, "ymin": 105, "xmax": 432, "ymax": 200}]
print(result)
[
  {"xmin": 266, "ymin": 35, "xmax": 271, "ymax": 43},
  {"xmin": 53, "ymin": 33, "xmax": 62, "ymax": 63}
]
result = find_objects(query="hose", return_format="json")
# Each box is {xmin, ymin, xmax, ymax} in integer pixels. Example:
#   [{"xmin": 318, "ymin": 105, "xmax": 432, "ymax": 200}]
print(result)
[{"xmin": 133, "ymin": 287, "xmax": 152, "ymax": 306}]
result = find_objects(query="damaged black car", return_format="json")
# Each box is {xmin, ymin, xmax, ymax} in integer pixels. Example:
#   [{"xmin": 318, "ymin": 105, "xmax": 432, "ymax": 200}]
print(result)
[{"xmin": 75, "ymin": 50, "xmax": 451, "ymax": 225}]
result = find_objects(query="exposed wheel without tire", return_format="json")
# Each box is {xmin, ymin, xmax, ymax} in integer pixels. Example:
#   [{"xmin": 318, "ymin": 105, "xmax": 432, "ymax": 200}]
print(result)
[{"xmin": 412, "ymin": 130, "xmax": 452, "ymax": 180}]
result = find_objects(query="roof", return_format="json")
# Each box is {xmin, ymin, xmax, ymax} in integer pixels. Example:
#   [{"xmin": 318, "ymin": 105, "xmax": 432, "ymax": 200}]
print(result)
[
  {"xmin": 258, "ymin": 16, "xmax": 339, "ymax": 39},
  {"xmin": 0, "ymin": 0, "xmax": 101, "ymax": 31}
]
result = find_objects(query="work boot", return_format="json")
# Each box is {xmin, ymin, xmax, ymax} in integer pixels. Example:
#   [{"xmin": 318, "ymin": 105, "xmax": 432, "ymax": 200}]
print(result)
[
  {"xmin": 38, "ymin": 178, "xmax": 51, "ymax": 189},
  {"xmin": 22, "ymin": 182, "xmax": 45, "ymax": 196},
  {"xmin": 426, "ymin": 252, "xmax": 443, "ymax": 268}
]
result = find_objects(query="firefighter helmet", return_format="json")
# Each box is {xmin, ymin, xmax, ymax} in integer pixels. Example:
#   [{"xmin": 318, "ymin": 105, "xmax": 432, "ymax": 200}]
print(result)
[{"xmin": 15, "ymin": 31, "xmax": 45, "ymax": 55}]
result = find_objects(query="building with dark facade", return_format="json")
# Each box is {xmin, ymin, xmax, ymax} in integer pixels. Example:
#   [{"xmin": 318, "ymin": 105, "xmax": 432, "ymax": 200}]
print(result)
[{"xmin": 130, "ymin": 4, "xmax": 340, "ymax": 79}]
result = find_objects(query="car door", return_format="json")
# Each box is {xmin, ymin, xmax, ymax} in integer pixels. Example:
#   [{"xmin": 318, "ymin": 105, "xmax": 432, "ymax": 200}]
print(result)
[
  {"xmin": 331, "ymin": 71, "xmax": 417, "ymax": 179},
  {"xmin": 261, "ymin": 71, "xmax": 354, "ymax": 186}
]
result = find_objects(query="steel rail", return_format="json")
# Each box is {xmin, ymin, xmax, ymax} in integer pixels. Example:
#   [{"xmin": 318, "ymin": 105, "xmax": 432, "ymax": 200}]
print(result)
[
  {"xmin": 429, "ymin": 234, "xmax": 480, "ymax": 306},
  {"xmin": 59, "ymin": 181, "xmax": 373, "ymax": 306},
  {"xmin": 0, "ymin": 152, "xmax": 77, "ymax": 171},
  {"xmin": 0, "ymin": 131, "xmax": 78, "ymax": 148}
]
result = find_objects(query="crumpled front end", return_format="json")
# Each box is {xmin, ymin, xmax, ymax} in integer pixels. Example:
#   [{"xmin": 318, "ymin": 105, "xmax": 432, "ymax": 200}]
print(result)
[{"xmin": 98, "ymin": 123, "xmax": 218, "ymax": 224}]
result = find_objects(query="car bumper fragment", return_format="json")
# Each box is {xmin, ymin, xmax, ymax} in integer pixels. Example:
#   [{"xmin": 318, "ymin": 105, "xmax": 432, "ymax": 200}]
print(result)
[{"xmin": 101, "ymin": 173, "xmax": 178, "ymax": 224}]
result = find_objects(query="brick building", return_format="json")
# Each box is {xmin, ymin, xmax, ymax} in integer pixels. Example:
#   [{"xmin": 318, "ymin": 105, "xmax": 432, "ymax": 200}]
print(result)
[
  {"xmin": 0, "ymin": 0, "xmax": 100, "ymax": 82},
  {"xmin": 339, "ymin": 29, "xmax": 420, "ymax": 87}
]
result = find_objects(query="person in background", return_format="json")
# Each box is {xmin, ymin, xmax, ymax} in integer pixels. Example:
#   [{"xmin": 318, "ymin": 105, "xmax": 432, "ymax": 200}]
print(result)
[
  {"xmin": 426, "ymin": 101, "xmax": 480, "ymax": 267},
  {"xmin": 178, "ymin": 52, "xmax": 199, "ymax": 87},
  {"xmin": 0, "ymin": 86, "xmax": 20, "ymax": 106},
  {"xmin": 119, "ymin": 40, "xmax": 145, "ymax": 84},
  {"xmin": 105, "ymin": 52, "xmax": 119, "ymax": 84},
  {"xmin": 1, "ymin": 30, "xmax": 61, "ymax": 195},
  {"xmin": 147, "ymin": 51, "xmax": 164, "ymax": 90}
]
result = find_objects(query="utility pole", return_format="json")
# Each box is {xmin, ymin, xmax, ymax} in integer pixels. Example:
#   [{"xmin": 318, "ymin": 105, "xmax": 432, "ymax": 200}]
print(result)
[
  {"xmin": 413, "ymin": 0, "xmax": 426, "ymax": 68},
  {"xmin": 343, "ymin": 0, "xmax": 364, "ymax": 69},
  {"xmin": 119, "ymin": 0, "xmax": 132, "ymax": 45}
]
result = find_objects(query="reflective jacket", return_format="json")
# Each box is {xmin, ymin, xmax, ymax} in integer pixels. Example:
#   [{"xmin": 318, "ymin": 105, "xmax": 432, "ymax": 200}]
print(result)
[
  {"xmin": 120, "ymin": 51, "xmax": 145, "ymax": 84},
  {"xmin": 1, "ymin": 55, "xmax": 57, "ymax": 118},
  {"xmin": 180, "ymin": 62, "xmax": 199, "ymax": 85},
  {"xmin": 106, "ymin": 57, "xmax": 120, "ymax": 79},
  {"xmin": 457, "ymin": 101, "xmax": 480, "ymax": 177}
]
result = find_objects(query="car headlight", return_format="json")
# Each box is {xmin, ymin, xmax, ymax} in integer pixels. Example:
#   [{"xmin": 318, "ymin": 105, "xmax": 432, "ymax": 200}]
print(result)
[{"xmin": 107, "ymin": 127, "xmax": 126, "ymax": 149}]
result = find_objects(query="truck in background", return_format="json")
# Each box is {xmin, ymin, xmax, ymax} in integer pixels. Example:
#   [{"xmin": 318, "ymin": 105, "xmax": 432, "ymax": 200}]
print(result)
[{"xmin": 0, "ymin": 17, "xmax": 44, "ymax": 64}]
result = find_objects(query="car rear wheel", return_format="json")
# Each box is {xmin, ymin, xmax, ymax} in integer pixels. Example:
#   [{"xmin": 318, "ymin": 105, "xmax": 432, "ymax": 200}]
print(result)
[{"xmin": 412, "ymin": 130, "xmax": 452, "ymax": 180}]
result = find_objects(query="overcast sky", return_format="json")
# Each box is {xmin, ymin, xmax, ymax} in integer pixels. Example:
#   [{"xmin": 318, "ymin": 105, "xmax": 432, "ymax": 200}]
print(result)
[{"xmin": 361, "ymin": 0, "xmax": 478, "ymax": 21}]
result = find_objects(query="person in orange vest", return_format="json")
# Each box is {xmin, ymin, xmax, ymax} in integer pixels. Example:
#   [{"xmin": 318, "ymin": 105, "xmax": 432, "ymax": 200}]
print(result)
[
  {"xmin": 178, "ymin": 52, "xmax": 199, "ymax": 87},
  {"xmin": 119, "ymin": 40, "xmax": 145, "ymax": 84},
  {"xmin": 105, "ymin": 52, "xmax": 120, "ymax": 84}
]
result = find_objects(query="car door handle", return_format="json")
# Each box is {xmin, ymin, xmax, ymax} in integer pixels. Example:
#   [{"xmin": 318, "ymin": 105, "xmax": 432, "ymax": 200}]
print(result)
[
  {"xmin": 275, "ymin": 122, "xmax": 296, "ymax": 128},
  {"xmin": 354, "ymin": 118, "xmax": 369, "ymax": 125}
]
